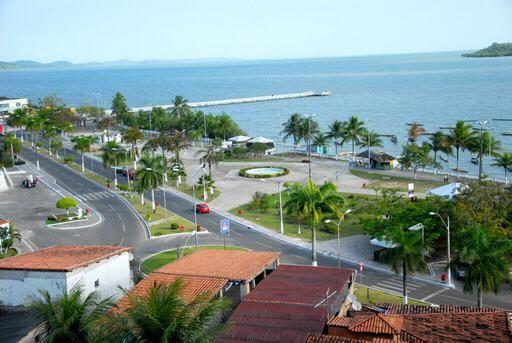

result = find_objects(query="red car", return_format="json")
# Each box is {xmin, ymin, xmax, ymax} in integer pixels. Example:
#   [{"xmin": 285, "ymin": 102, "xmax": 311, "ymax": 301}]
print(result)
[
  {"xmin": 195, "ymin": 203, "xmax": 210, "ymax": 214},
  {"xmin": 122, "ymin": 168, "xmax": 137, "ymax": 180}
]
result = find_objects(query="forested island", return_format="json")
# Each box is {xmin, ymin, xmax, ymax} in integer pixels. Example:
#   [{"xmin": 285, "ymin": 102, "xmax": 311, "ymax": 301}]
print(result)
[{"xmin": 462, "ymin": 42, "xmax": 512, "ymax": 57}]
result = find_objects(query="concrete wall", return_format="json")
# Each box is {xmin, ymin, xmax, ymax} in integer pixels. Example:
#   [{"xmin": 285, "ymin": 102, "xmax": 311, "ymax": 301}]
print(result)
[
  {"xmin": 0, "ymin": 252, "xmax": 132, "ymax": 306},
  {"xmin": 66, "ymin": 252, "xmax": 132, "ymax": 300},
  {"xmin": 0, "ymin": 270, "xmax": 68, "ymax": 306}
]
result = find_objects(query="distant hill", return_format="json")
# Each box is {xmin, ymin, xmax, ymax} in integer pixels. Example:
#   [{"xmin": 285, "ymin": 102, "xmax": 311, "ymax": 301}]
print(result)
[
  {"xmin": 462, "ymin": 42, "xmax": 512, "ymax": 58},
  {"xmin": 0, "ymin": 58, "xmax": 242, "ymax": 71}
]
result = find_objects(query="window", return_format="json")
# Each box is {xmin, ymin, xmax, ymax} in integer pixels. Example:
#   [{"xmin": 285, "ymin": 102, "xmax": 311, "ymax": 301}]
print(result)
[
  {"xmin": 16, "ymin": 102, "xmax": 21, "ymax": 107},
  {"xmin": 94, "ymin": 279, "xmax": 100, "ymax": 288}
]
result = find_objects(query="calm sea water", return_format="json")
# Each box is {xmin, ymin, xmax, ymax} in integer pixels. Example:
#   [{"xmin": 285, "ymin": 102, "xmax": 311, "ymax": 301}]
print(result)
[{"xmin": 1, "ymin": 51, "xmax": 512, "ymax": 178}]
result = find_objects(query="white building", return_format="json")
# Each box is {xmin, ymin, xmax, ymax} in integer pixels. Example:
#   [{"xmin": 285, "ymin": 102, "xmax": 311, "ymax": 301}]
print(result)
[
  {"xmin": 0, "ymin": 97, "xmax": 28, "ymax": 115},
  {"xmin": 0, "ymin": 245, "xmax": 133, "ymax": 306}
]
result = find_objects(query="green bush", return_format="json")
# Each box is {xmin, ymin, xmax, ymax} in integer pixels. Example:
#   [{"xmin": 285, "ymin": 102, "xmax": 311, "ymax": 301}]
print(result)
[
  {"xmin": 63, "ymin": 156, "xmax": 75, "ymax": 164},
  {"xmin": 117, "ymin": 184, "xmax": 129, "ymax": 191},
  {"xmin": 170, "ymin": 222, "xmax": 179, "ymax": 230}
]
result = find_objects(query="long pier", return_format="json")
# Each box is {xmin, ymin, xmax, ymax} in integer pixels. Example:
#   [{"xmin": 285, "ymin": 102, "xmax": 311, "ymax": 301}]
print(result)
[{"xmin": 106, "ymin": 91, "xmax": 330, "ymax": 115}]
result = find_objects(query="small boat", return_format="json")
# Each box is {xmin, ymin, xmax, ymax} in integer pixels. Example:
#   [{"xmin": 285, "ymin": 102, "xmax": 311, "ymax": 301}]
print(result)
[
  {"xmin": 452, "ymin": 168, "xmax": 468, "ymax": 174},
  {"xmin": 407, "ymin": 122, "xmax": 424, "ymax": 126},
  {"xmin": 503, "ymin": 132, "xmax": 512, "ymax": 136},
  {"xmin": 440, "ymin": 156, "xmax": 448, "ymax": 163},
  {"xmin": 470, "ymin": 157, "xmax": 479, "ymax": 165},
  {"xmin": 390, "ymin": 135, "xmax": 398, "ymax": 144}
]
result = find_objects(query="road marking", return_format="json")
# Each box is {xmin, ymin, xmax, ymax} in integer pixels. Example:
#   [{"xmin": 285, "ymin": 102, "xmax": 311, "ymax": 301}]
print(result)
[
  {"xmin": 21, "ymin": 237, "xmax": 37, "ymax": 251},
  {"xmin": 420, "ymin": 287, "xmax": 449, "ymax": 302},
  {"xmin": 254, "ymin": 241, "xmax": 273, "ymax": 249},
  {"xmin": 108, "ymin": 204, "xmax": 115, "ymax": 211},
  {"xmin": 116, "ymin": 213, "xmax": 122, "ymax": 220},
  {"xmin": 230, "ymin": 230, "xmax": 242, "ymax": 236},
  {"xmin": 379, "ymin": 280, "xmax": 420, "ymax": 290},
  {"xmin": 122, "ymin": 224, "xmax": 126, "ymax": 232},
  {"xmin": 290, "ymin": 254, "xmax": 309, "ymax": 261}
]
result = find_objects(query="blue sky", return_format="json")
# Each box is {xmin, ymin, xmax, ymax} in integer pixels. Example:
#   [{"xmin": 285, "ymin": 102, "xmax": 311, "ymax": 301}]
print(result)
[{"xmin": 1, "ymin": 0, "xmax": 511, "ymax": 62}]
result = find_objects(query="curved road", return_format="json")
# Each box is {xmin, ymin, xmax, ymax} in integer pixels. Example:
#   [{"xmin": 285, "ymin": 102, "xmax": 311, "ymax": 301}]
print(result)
[{"xmin": 19, "ymin": 141, "xmax": 512, "ymax": 310}]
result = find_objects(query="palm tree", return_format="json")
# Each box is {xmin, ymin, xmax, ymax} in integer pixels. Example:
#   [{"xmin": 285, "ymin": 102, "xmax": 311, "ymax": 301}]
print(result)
[
  {"xmin": 136, "ymin": 154, "xmax": 164, "ymax": 211},
  {"xmin": 123, "ymin": 126, "xmax": 144, "ymax": 161},
  {"xmin": 341, "ymin": 116, "xmax": 366, "ymax": 159},
  {"xmin": 281, "ymin": 113, "xmax": 303, "ymax": 152},
  {"xmin": 327, "ymin": 120, "xmax": 346, "ymax": 160},
  {"xmin": 43, "ymin": 124, "xmax": 57, "ymax": 156},
  {"xmin": 283, "ymin": 183, "xmax": 304, "ymax": 234},
  {"xmin": 168, "ymin": 130, "xmax": 191, "ymax": 168},
  {"xmin": 446, "ymin": 120, "xmax": 477, "ymax": 179},
  {"xmin": 7, "ymin": 108, "xmax": 27, "ymax": 141},
  {"xmin": 73, "ymin": 136, "xmax": 92, "ymax": 172},
  {"xmin": 407, "ymin": 122, "xmax": 425, "ymax": 143},
  {"xmin": 142, "ymin": 136, "xmax": 160, "ymax": 157},
  {"xmin": 358, "ymin": 129, "xmax": 383, "ymax": 149},
  {"xmin": 30, "ymin": 286, "xmax": 113, "ymax": 343},
  {"xmin": 217, "ymin": 113, "xmax": 233, "ymax": 141},
  {"xmin": 298, "ymin": 116, "xmax": 320, "ymax": 178},
  {"xmin": 170, "ymin": 95, "xmax": 191, "ymax": 119},
  {"xmin": 312, "ymin": 132, "xmax": 330, "ymax": 157},
  {"xmin": 493, "ymin": 152, "xmax": 512, "ymax": 185},
  {"xmin": 101, "ymin": 141, "xmax": 122, "ymax": 183},
  {"xmin": 284, "ymin": 179, "xmax": 344, "ymax": 266},
  {"xmin": 195, "ymin": 144, "xmax": 222, "ymax": 177},
  {"xmin": 452, "ymin": 227, "xmax": 511, "ymax": 308},
  {"xmin": 0, "ymin": 221, "xmax": 21, "ymax": 255},
  {"xmin": 4, "ymin": 134, "xmax": 21, "ymax": 166},
  {"xmin": 469, "ymin": 130, "xmax": 502, "ymax": 181},
  {"xmin": 428, "ymin": 131, "xmax": 452, "ymax": 169},
  {"xmin": 98, "ymin": 279, "xmax": 229, "ymax": 343},
  {"xmin": 383, "ymin": 228, "xmax": 427, "ymax": 304}
]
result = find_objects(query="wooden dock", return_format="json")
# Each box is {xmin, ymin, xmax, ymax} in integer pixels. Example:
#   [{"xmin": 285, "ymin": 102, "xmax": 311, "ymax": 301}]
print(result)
[{"xmin": 106, "ymin": 91, "xmax": 330, "ymax": 115}]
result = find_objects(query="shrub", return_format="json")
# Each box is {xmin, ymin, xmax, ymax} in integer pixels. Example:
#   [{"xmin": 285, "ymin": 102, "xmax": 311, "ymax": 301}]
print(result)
[
  {"xmin": 321, "ymin": 220, "xmax": 337, "ymax": 234},
  {"xmin": 56, "ymin": 197, "xmax": 78, "ymax": 215},
  {"xmin": 63, "ymin": 156, "xmax": 75, "ymax": 164},
  {"xmin": 239, "ymin": 166, "xmax": 289, "ymax": 178},
  {"xmin": 117, "ymin": 184, "xmax": 129, "ymax": 191},
  {"xmin": 170, "ymin": 222, "xmax": 179, "ymax": 230},
  {"xmin": 301, "ymin": 159, "xmax": 310, "ymax": 163}
]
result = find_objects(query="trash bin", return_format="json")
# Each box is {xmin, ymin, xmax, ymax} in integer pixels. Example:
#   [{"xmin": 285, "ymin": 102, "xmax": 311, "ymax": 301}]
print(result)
[{"xmin": 441, "ymin": 273, "xmax": 446, "ymax": 282}]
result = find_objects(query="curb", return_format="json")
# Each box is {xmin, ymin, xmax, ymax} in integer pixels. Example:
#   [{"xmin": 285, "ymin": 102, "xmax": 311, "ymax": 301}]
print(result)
[{"xmin": 150, "ymin": 229, "xmax": 209, "ymax": 240}]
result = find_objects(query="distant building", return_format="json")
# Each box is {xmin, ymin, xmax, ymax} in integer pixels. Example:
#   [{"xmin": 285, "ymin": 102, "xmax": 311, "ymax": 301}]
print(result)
[
  {"xmin": 0, "ymin": 245, "xmax": 133, "ymax": 306},
  {"xmin": 0, "ymin": 97, "xmax": 28, "ymax": 115},
  {"xmin": 356, "ymin": 149, "xmax": 397, "ymax": 170}
]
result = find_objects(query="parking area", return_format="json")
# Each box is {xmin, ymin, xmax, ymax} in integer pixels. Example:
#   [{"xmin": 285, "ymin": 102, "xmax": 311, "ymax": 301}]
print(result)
[{"xmin": 0, "ymin": 164, "xmax": 102, "ymax": 253}]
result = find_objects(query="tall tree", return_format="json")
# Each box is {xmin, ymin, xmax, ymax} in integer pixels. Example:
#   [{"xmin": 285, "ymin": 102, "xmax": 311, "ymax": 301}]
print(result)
[
  {"xmin": 383, "ymin": 228, "xmax": 427, "ymax": 304},
  {"xmin": 195, "ymin": 144, "xmax": 222, "ymax": 177},
  {"xmin": 72, "ymin": 136, "xmax": 93, "ymax": 172},
  {"xmin": 428, "ymin": 131, "xmax": 452, "ymax": 167},
  {"xmin": 341, "ymin": 116, "xmax": 366, "ymax": 159},
  {"xmin": 30, "ymin": 286, "xmax": 113, "ymax": 343},
  {"xmin": 98, "ymin": 279, "xmax": 230, "ymax": 343},
  {"xmin": 298, "ymin": 117, "xmax": 320, "ymax": 178},
  {"xmin": 170, "ymin": 95, "xmax": 191, "ymax": 119},
  {"xmin": 312, "ymin": 132, "xmax": 330, "ymax": 156},
  {"xmin": 493, "ymin": 152, "xmax": 512, "ymax": 185},
  {"xmin": 111, "ymin": 92, "xmax": 129, "ymax": 124},
  {"xmin": 136, "ymin": 154, "xmax": 164, "ymax": 211},
  {"xmin": 281, "ymin": 113, "xmax": 303, "ymax": 151},
  {"xmin": 284, "ymin": 180, "xmax": 344, "ymax": 266},
  {"xmin": 399, "ymin": 142, "xmax": 435, "ymax": 179},
  {"xmin": 452, "ymin": 227, "xmax": 511, "ymax": 307},
  {"xmin": 446, "ymin": 121, "xmax": 477, "ymax": 179},
  {"xmin": 469, "ymin": 130, "xmax": 501, "ymax": 181},
  {"xmin": 122, "ymin": 126, "xmax": 144, "ymax": 160},
  {"xmin": 326, "ymin": 119, "xmax": 346, "ymax": 160},
  {"xmin": 358, "ymin": 129, "xmax": 383, "ymax": 149},
  {"xmin": 168, "ymin": 130, "xmax": 191, "ymax": 168}
]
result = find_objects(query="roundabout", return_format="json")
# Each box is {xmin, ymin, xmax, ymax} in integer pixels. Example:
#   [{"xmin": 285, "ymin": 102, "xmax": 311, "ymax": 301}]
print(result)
[{"xmin": 239, "ymin": 166, "xmax": 289, "ymax": 178}]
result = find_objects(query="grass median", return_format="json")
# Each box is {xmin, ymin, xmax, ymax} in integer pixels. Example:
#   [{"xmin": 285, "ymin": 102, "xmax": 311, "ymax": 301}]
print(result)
[
  {"xmin": 229, "ymin": 192, "xmax": 369, "ymax": 241},
  {"xmin": 140, "ymin": 245, "xmax": 245, "ymax": 274},
  {"xmin": 354, "ymin": 284, "xmax": 429, "ymax": 306},
  {"xmin": 349, "ymin": 169, "xmax": 443, "ymax": 193}
]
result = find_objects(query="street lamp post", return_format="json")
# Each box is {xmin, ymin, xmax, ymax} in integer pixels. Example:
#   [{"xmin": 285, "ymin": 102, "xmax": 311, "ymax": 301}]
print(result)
[
  {"xmin": 407, "ymin": 223, "xmax": 425, "ymax": 258},
  {"xmin": 324, "ymin": 209, "xmax": 352, "ymax": 268},
  {"xmin": 191, "ymin": 164, "xmax": 207, "ymax": 251},
  {"xmin": 430, "ymin": 212, "xmax": 453, "ymax": 288}
]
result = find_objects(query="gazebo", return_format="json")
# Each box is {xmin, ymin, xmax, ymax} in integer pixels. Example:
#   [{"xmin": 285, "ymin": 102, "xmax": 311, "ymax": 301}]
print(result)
[
  {"xmin": 228, "ymin": 135, "xmax": 251, "ymax": 144},
  {"xmin": 246, "ymin": 136, "xmax": 276, "ymax": 155},
  {"xmin": 356, "ymin": 149, "xmax": 397, "ymax": 170}
]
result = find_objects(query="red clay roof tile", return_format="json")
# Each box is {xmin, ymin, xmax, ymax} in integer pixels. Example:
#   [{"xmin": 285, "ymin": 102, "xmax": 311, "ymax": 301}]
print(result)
[
  {"xmin": 0, "ymin": 245, "xmax": 131, "ymax": 272},
  {"xmin": 155, "ymin": 249, "xmax": 279, "ymax": 281}
]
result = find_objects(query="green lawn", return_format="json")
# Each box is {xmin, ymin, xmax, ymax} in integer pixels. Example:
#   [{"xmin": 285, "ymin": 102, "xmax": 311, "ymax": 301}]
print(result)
[
  {"xmin": 149, "ymin": 216, "xmax": 195, "ymax": 237},
  {"xmin": 349, "ymin": 169, "xmax": 443, "ymax": 193},
  {"xmin": 0, "ymin": 248, "xmax": 17, "ymax": 259},
  {"xmin": 140, "ymin": 245, "xmax": 245, "ymax": 274},
  {"xmin": 166, "ymin": 181, "xmax": 220, "ymax": 202},
  {"xmin": 229, "ymin": 192, "xmax": 369, "ymax": 241},
  {"xmin": 354, "ymin": 284, "xmax": 429, "ymax": 306},
  {"xmin": 123, "ymin": 194, "xmax": 176, "ymax": 222}
]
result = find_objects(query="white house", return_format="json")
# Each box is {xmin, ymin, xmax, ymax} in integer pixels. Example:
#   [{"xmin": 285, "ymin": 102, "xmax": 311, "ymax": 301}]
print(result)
[
  {"xmin": 0, "ymin": 96, "xmax": 28, "ymax": 115},
  {"xmin": 0, "ymin": 245, "xmax": 133, "ymax": 306}
]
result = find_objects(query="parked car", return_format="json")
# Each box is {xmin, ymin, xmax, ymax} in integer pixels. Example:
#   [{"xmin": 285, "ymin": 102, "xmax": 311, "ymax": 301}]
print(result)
[
  {"xmin": 455, "ymin": 263, "xmax": 469, "ymax": 280},
  {"xmin": 14, "ymin": 158, "xmax": 26, "ymax": 165},
  {"xmin": 195, "ymin": 203, "xmax": 210, "ymax": 214},
  {"xmin": 122, "ymin": 168, "xmax": 136, "ymax": 180},
  {"xmin": 22, "ymin": 175, "xmax": 38, "ymax": 188},
  {"xmin": 112, "ymin": 166, "xmax": 126, "ymax": 174}
]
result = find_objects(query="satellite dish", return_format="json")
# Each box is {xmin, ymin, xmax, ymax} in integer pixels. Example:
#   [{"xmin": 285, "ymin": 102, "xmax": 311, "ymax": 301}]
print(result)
[
  {"xmin": 352, "ymin": 301, "xmax": 362, "ymax": 311},
  {"xmin": 347, "ymin": 294, "xmax": 357, "ymax": 303}
]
